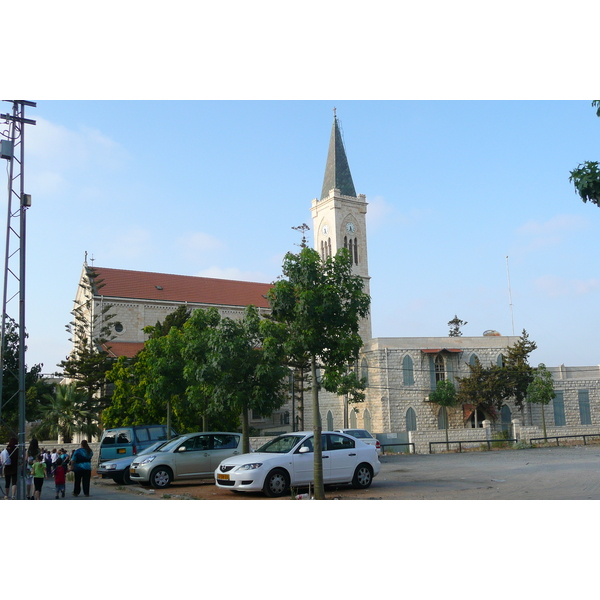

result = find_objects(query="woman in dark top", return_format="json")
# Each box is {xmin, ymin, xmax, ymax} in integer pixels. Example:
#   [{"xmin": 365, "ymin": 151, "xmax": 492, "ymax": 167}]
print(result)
[{"xmin": 71, "ymin": 440, "xmax": 94, "ymax": 497}]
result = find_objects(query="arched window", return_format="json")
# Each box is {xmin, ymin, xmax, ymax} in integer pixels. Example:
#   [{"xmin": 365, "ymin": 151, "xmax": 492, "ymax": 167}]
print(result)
[
  {"xmin": 469, "ymin": 353, "xmax": 479, "ymax": 366},
  {"xmin": 437, "ymin": 406, "xmax": 448, "ymax": 430},
  {"xmin": 350, "ymin": 408, "xmax": 357, "ymax": 428},
  {"xmin": 406, "ymin": 407, "xmax": 417, "ymax": 431},
  {"xmin": 403, "ymin": 355, "xmax": 414, "ymax": 385},
  {"xmin": 363, "ymin": 408, "xmax": 372, "ymax": 432},
  {"xmin": 344, "ymin": 236, "xmax": 348, "ymax": 249},
  {"xmin": 435, "ymin": 354, "xmax": 445, "ymax": 382},
  {"xmin": 327, "ymin": 410, "xmax": 334, "ymax": 431},
  {"xmin": 327, "ymin": 238, "xmax": 332, "ymax": 258},
  {"xmin": 497, "ymin": 354, "xmax": 505, "ymax": 367},
  {"xmin": 361, "ymin": 358, "xmax": 369, "ymax": 386},
  {"xmin": 354, "ymin": 238, "xmax": 358, "ymax": 264},
  {"xmin": 500, "ymin": 405, "xmax": 511, "ymax": 433}
]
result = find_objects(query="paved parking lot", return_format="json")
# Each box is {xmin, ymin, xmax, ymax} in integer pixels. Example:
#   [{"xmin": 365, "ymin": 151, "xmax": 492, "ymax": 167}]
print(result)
[{"xmin": 90, "ymin": 443, "xmax": 600, "ymax": 500}]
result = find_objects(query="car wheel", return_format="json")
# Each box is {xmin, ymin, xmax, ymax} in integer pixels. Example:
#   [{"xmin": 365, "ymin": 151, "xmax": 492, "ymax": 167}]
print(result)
[
  {"xmin": 352, "ymin": 463, "xmax": 373, "ymax": 489},
  {"xmin": 122, "ymin": 469, "xmax": 132, "ymax": 485},
  {"xmin": 150, "ymin": 466, "xmax": 173, "ymax": 489},
  {"xmin": 263, "ymin": 468, "xmax": 290, "ymax": 498}
]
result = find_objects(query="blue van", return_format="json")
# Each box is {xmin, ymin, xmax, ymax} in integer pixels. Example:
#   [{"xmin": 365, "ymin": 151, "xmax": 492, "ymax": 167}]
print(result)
[{"xmin": 99, "ymin": 425, "xmax": 176, "ymax": 463}]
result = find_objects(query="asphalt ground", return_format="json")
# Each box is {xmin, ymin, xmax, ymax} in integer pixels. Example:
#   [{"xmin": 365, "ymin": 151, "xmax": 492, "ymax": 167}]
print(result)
[{"xmin": 78, "ymin": 442, "xmax": 600, "ymax": 500}]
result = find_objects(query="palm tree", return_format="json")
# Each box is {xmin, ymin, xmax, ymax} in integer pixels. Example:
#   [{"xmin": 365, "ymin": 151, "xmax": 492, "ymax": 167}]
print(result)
[{"xmin": 37, "ymin": 383, "xmax": 97, "ymax": 443}]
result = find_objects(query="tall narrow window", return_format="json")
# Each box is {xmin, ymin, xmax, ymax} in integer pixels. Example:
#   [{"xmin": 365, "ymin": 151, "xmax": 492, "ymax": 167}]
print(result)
[
  {"xmin": 350, "ymin": 408, "xmax": 357, "ymax": 428},
  {"xmin": 579, "ymin": 390, "xmax": 591, "ymax": 425},
  {"xmin": 354, "ymin": 238, "xmax": 358, "ymax": 264},
  {"xmin": 469, "ymin": 353, "xmax": 479, "ymax": 366},
  {"xmin": 361, "ymin": 358, "xmax": 369, "ymax": 386},
  {"xmin": 553, "ymin": 391, "xmax": 566, "ymax": 426},
  {"xmin": 406, "ymin": 407, "xmax": 417, "ymax": 431},
  {"xmin": 437, "ymin": 406, "xmax": 448, "ymax": 429},
  {"xmin": 363, "ymin": 408, "xmax": 372, "ymax": 432},
  {"xmin": 435, "ymin": 354, "xmax": 445, "ymax": 382},
  {"xmin": 344, "ymin": 236, "xmax": 348, "ymax": 249},
  {"xmin": 328, "ymin": 238, "xmax": 332, "ymax": 258},
  {"xmin": 403, "ymin": 355, "xmax": 414, "ymax": 386},
  {"xmin": 327, "ymin": 410, "xmax": 334, "ymax": 431}
]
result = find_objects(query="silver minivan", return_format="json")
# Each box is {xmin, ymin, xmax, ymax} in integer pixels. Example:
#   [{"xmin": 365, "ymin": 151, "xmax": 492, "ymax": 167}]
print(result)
[{"xmin": 129, "ymin": 432, "xmax": 243, "ymax": 489}]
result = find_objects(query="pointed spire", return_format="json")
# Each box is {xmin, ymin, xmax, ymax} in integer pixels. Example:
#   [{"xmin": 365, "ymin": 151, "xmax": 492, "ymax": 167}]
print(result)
[{"xmin": 320, "ymin": 111, "xmax": 357, "ymax": 200}]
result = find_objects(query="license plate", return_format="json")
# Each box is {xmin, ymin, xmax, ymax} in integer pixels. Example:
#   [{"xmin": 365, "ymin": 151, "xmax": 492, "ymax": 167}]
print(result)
[
  {"xmin": 217, "ymin": 473, "xmax": 230, "ymax": 480},
  {"xmin": 117, "ymin": 448, "xmax": 126, "ymax": 454}
]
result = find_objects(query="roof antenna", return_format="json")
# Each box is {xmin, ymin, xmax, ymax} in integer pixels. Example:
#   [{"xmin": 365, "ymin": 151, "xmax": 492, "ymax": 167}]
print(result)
[{"xmin": 333, "ymin": 107, "xmax": 337, "ymax": 119}]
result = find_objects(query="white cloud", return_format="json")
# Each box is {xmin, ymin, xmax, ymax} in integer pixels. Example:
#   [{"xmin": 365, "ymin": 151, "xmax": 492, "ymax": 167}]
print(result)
[
  {"xmin": 535, "ymin": 275, "xmax": 600, "ymax": 298},
  {"xmin": 106, "ymin": 228, "xmax": 153, "ymax": 261},
  {"xmin": 26, "ymin": 116, "xmax": 130, "ymax": 197},
  {"xmin": 516, "ymin": 214, "xmax": 589, "ymax": 251}
]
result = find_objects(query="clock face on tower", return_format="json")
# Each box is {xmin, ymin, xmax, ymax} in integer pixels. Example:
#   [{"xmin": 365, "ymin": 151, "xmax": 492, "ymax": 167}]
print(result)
[
  {"xmin": 322, "ymin": 225, "xmax": 329, "ymax": 235},
  {"xmin": 346, "ymin": 222, "xmax": 356, "ymax": 234}
]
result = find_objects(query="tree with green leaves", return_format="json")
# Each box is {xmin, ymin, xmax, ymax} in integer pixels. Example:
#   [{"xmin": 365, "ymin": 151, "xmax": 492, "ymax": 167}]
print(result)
[
  {"xmin": 456, "ymin": 357, "xmax": 503, "ymax": 426},
  {"xmin": 502, "ymin": 329, "xmax": 537, "ymax": 411},
  {"xmin": 569, "ymin": 101, "xmax": 600, "ymax": 206},
  {"xmin": 429, "ymin": 379, "xmax": 457, "ymax": 450},
  {"xmin": 526, "ymin": 363, "xmax": 555, "ymax": 441},
  {"xmin": 35, "ymin": 383, "xmax": 95, "ymax": 443},
  {"xmin": 448, "ymin": 315, "xmax": 467, "ymax": 337},
  {"xmin": 0, "ymin": 315, "xmax": 48, "ymax": 439},
  {"xmin": 201, "ymin": 306, "xmax": 289, "ymax": 454},
  {"xmin": 58, "ymin": 265, "xmax": 117, "ymax": 434},
  {"xmin": 268, "ymin": 246, "xmax": 371, "ymax": 499}
]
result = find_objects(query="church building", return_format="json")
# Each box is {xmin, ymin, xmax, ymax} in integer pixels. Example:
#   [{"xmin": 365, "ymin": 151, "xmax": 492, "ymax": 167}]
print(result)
[{"xmin": 72, "ymin": 112, "xmax": 600, "ymax": 449}]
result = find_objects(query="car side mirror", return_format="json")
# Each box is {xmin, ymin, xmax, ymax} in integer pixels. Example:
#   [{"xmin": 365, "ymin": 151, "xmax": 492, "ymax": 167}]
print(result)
[
  {"xmin": 299, "ymin": 446, "xmax": 310, "ymax": 453},
  {"xmin": 178, "ymin": 446, "xmax": 187, "ymax": 452}
]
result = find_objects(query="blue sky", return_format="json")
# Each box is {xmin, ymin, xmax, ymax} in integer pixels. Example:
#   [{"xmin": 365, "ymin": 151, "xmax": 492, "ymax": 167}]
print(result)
[{"xmin": 4, "ymin": 99, "xmax": 599, "ymax": 372}]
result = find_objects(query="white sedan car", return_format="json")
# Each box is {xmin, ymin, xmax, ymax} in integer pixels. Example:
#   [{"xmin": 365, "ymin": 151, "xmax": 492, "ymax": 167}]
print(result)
[
  {"xmin": 215, "ymin": 431, "xmax": 381, "ymax": 497},
  {"xmin": 334, "ymin": 428, "xmax": 381, "ymax": 455}
]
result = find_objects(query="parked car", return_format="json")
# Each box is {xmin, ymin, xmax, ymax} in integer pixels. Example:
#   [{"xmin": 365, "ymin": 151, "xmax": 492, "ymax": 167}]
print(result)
[
  {"xmin": 334, "ymin": 428, "xmax": 381, "ymax": 454},
  {"xmin": 99, "ymin": 424, "xmax": 177, "ymax": 463},
  {"xmin": 215, "ymin": 431, "xmax": 381, "ymax": 497},
  {"xmin": 97, "ymin": 440, "xmax": 168, "ymax": 485},
  {"xmin": 129, "ymin": 432, "xmax": 243, "ymax": 489}
]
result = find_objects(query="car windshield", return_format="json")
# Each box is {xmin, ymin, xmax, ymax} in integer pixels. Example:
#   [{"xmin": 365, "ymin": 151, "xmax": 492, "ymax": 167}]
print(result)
[
  {"xmin": 139, "ymin": 441, "xmax": 169, "ymax": 455},
  {"xmin": 345, "ymin": 429, "xmax": 372, "ymax": 439},
  {"xmin": 155, "ymin": 435, "xmax": 186, "ymax": 453},
  {"xmin": 257, "ymin": 435, "xmax": 304, "ymax": 453}
]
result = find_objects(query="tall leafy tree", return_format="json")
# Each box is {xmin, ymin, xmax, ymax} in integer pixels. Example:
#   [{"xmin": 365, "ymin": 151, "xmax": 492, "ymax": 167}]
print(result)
[
  {"xmin": 268, "ymin": 247, "xmax": 371, "ymax": 499},
  {"xmin": 57, "ymin": 265, "xmax": 117, "ymax": 432},
  {"xmin": 456, "ymin": 357, "xmax": 503, "ymax": 425},
  {"xmin": 526, "ymin": 363, "xmax": 555, "ymax": 441},
  {"xmin": 569, "ymin": 101, "xmax": 600, "ymax": 206},
  {"xmin": 429, "ymin": 379, "xmax": 457, "ymax": 450},
  {"xmin": 35, "ymin": 383, "xmax": 95, "ymax": 443},
  {"xmin": 0, "ymin": 315, "xmax": 47, "ymax": 439},
  {"xmin": 502, "ymin": 329, "xmax": 537, "ymax": 410},
  {"xmin": 202, "ymin": 306, "xmax": 289, "ymax": 453}
]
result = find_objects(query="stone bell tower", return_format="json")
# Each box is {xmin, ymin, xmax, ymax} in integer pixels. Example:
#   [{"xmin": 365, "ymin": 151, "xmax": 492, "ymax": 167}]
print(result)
[{"xmin": 310, "ymin": 111, "xmax": 372, "ymax": 341}]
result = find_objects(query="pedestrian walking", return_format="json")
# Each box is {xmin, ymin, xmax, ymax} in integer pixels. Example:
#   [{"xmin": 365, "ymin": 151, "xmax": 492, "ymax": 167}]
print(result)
[
  {"xmin": 43, "ymin": 449, "xmax": 52, "ymax": 479},
  {"xmin": 53, "ymin": 458, "xmax": 66, "ymax": 499},
  {"xmin": 1, "ymin": 438, "xmax": 19, "ymax": 499},
  {"xmin": 71, "ymin": 440, "xmax": 93, "ymax": 497},
  {"xmin": 25, "ymin": 438, "xmax": 40, "ymax": 499},
  {"xmin": 32, "ymin": 454, "xmax": 46, "ymax": 499}
]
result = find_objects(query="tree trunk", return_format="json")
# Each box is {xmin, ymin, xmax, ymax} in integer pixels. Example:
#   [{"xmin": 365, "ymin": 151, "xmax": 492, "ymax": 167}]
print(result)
[
  {"xmin": 541, "ymin": 403, "xmax": 547, "ymax": 441},
  {"xmin": 241, "ymin": 403, "xmax": 250, "ymax": 455},
  {"xmin": 312, "ymin": 355, "xmax": 325, "ymax": 500}
]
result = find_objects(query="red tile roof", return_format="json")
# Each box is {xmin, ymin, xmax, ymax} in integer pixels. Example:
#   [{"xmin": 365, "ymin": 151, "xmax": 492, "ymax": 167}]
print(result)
[
  {"xmin": 93, "ymin": 267, "xmax": 272, "ymax": 308},
  {"xmin": 103, "ymin": 341, "xmax": 145, "ymax": 358}
]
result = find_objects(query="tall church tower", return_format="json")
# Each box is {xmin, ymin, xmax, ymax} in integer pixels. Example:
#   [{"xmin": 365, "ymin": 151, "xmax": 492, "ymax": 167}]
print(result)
[{"xmin": 311, "ymin": 112, "xmax": 372, "ymax": 341}]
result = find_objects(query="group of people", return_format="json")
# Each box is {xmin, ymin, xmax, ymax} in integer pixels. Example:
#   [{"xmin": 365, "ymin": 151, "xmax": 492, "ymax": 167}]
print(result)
[{"xmin": 1, "ymin": 437, "xmax": 94, "ymax": 500}]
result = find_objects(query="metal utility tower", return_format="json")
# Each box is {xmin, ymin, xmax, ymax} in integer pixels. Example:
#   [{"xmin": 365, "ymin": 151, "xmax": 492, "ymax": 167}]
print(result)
[{"xmin": 0, "ymin": 100, "xmax": 36, "ymax": 500}]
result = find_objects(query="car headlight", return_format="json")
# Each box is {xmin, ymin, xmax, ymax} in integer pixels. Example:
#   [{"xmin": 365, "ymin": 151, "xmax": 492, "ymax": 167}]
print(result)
[
  {"xmin": 237, "ymin": 463, "xmax": 263, "ymax": 471},
  {"xmin": 138, "ymin": 455, "xmax": 157, "ymax": 466},
  {"xmin": 102, "ymin": 464, "xmax": 117, "ymax": 470}
]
